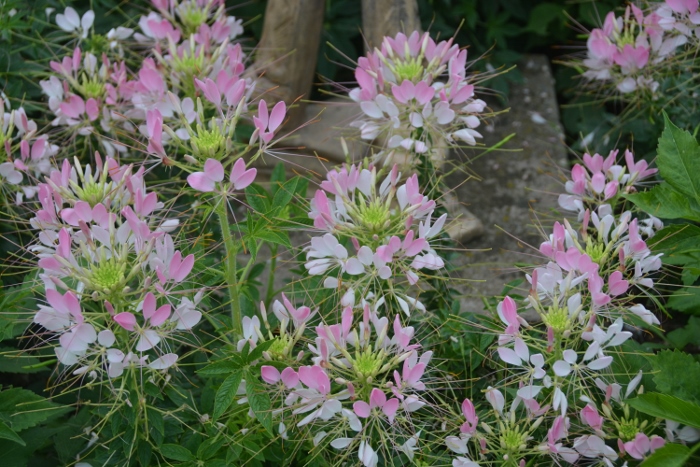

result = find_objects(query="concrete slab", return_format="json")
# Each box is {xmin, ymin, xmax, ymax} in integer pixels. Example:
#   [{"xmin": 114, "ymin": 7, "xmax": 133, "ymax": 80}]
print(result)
[{"xmin": 446, "ymin": 55, "xmax": 568, "ymax": 315}]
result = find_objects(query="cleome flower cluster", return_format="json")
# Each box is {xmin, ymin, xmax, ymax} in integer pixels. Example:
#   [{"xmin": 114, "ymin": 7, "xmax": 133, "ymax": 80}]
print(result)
[
  {"xmin": 580, "ymin": 0, "xmax": 700, "ymax": 95},
  {"xmin": 307, "ymin": 162, "xmax": 447, "ymax": 317},
  {"xmin": 349, "ymin": 31, "xmax": 488, "ymax": 168},
  {"xmin": 30, "ymin": 154, "xmax": 201, "ymax": 380}
]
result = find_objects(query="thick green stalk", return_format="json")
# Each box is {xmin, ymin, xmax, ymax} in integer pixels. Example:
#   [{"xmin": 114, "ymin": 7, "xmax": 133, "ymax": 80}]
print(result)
[{"xmin": 216, "ymin": 201, "xmax": 243, "ymax": 338}]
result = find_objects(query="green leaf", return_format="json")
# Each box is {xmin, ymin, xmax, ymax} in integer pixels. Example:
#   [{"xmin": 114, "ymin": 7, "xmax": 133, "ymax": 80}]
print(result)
[
  {"xmin": 197, "ymin": 436, "xmax": 226, "ymax": 460},
  {"xmin": 272, "ymin": 177, "xmax": 299, "ymax": 208},
  {"xmin": 626, "ymin": 183, "xmax": 700, "ymax": 222},
  {"xmin": 524, "ymin": 3, "xmax": 562, "ymax": 36},
  {"xmin": 667, "ymin": 317, "xmax": 700, "ymax": 348},
  {"xmin": 245, "ymin": 370, "xmax": 273, "ymax": 434},
  {"xmin": 0, "ymin": 388, "xmax": 71, "ymax": 432},
  {"xmin": 160, "ymin": 443, "xmax": 195, "ymax": 462},
  {"xmin": 213, "ymin": 369, "xmax": 243, "ymax": 420},
  {"xmin": 246, "ymin": 339, "xmax": 274, "ymax": 364},
  {"xmin": 0, "ymin": 421, "xmax": 24, "ymax": 446},
  {"xmin": 668, "ymin": 287, "xmax": 700, "ymax": 315},
  {"xmin": 628, "ymin": 393, "xmax": 700, "ymax": 428},
  {"xmin": 649, "ymin": 224, "xmax": 700, "ymax": 254},
  {"xmin": 658, "ymin": 113, "xmax": 700, "ymax": 202},
  {"xmin": 245, "ymin": 184, "xmax": 270, "ymax": 213},
  {"xmin": 0, "ymin": 348, "xmax": 49, "ymax": 374},
  {"xmin": 255, "ymin": 230, "xmax": 291, "ymax": 248},
  {"xmin": 197, "ymin": 360, "xmax": 240, "ymax": 375},
  {"xmin": 270, "ymin": 163, "xmax": 286, "ymax": 192},
  {"xmin": 138, "ymin": 439, "xmax": 152, "ymax": 467},
  {"xmin": 648, "ymin": 350, "xmax": 700, "ymax": 404},
  {"xmin": 641, "ymin": 443, "xmax": 693, "ymax": 467}
]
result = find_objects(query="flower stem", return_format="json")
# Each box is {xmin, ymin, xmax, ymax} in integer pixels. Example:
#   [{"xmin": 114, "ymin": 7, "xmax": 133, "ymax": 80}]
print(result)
[{"xmin": 215, "ymin": 201, "xmax": 243, "ymax": 338}]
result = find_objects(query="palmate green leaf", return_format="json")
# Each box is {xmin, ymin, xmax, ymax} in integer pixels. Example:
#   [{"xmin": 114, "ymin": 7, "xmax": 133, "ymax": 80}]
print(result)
[
  {"xmin": 626, "ymin": 183, "xmax": 700, "ymax": 222},
  {"xmin": 658, "ymin": 113, "xmax": 700, "ymax": 203},
  {"xmin": 213, "ymin": 369, "xmax": 243, "ymax": 420},
  {"xmin": 641, "ymin": 443, "xmax": 694, "ymax": 467},
  {"xmin": 245, "ymin": 369, "xmax": 273, "ymax": 434},
  {"xmin": 0, "ymin": 388, "xmax": 71, "ymax": 432},
  {"xmin": 628, "ymin": 393, "xmax": 700, "ymax": 428},
  {"xmin": 0, "ymin": 421, "xmax": 24, "ymax": 446},
  {"xmin": 648, "ymin": 350, "xmax": 700, "ymax": 404}
]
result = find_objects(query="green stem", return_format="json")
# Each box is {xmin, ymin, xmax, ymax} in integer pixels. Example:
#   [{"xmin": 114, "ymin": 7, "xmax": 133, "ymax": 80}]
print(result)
[
  {"xmin": 265, "ymin": 243, "xmax": 278, "ymax": 309},
  {"xmin": 215, "ymin": 201, "xmax": 243, "ymax": 338}
]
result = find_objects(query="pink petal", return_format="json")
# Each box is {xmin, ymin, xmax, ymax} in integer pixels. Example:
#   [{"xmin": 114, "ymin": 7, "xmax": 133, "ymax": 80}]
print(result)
[
  {"xmin": 369, "ymin": 388, "xmax": 386, "ymax": 409},
  {"xmin": 256, "ymin": 100, "xmax": 269, "ymax": 129},
  {"xmin": 353, "ymin": 401, "xmax": 370, "ymax": 418},
  {"xmin": 268, "ymin": 101, "xmax": 286, "ymax": 133},
  {"xmin": 203, "ymin": 158, "xmax": 224, "ymax": 182},
  {"xmin": 187, "ymin": 172, "xmax": 216, "ymax": 192},
  {"xmin": 261, "ymin": 365, "xmax": 281, "ymax": 384},
  {"xmin": 280, "ymin": 367, "xmax": 299, "ymax": 388},
  {"xmin": 142, "ymin": 292, "xmax": 156, "ymax": 320},
  {"xmin": 150, "ymin": 304, "xmax": 171, "ymax": 327},
  {"xmin": 85, "ymin": 98, "xmax": 99, "ymax": 121},
  {"xmin": 383, "ymin": 398, "xmax": 399, "ymax": 422},
  {"xmin": 114, "ymin": 312, "xmax": 136, "ymax": 331}
]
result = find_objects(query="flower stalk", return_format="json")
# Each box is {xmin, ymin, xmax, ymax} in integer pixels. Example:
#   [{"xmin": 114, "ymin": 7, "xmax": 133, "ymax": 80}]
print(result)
[{"xmin": 215, "ymin": 199, "xmax": 243, "ymax": 338}]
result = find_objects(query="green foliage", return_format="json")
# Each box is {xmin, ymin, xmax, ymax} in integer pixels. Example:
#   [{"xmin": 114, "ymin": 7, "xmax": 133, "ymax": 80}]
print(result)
[
  {"xmin": 0, "ymin": 388, "xmax": 71, "ymax": 432},
  {"xmin": 199, "ymin": 340, "xmax": 275, "ymax": 433},
  {"xmin": 648, "ymin": 350, "xmax": 700, "ymax": 404},
  {"xmin": 641, "ymin": 443, "xmax": 699, "ymax": 467},
  {"xmin": 630, "ymin": 115, "xmax": 700, "ymax": 317},
  {"xmin": 657, "ymin": 114, "xmax": 700, "ymax": 201},
  {"xmin": 628, "ymin": 393, "xmax": 700, "ymax": 428}
]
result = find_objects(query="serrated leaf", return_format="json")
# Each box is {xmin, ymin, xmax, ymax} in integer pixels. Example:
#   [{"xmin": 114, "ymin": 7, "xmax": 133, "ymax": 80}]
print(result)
[
  {"xmin": 628, "ymin": 393, "xmax": 700, "ymax": 428},
  {"xmin": 658, "ymin": 113, "xmax": 700, "ymax": 202},
  {"xmin": 160, "ymin": 443, "xmax": 195, "ymax": 462},
  {"xmin": 197, "ymin": 360, "xmax": 240, "ymax": 375},
  {"xmin": 138, "ymin": 439, "xmax": 152, "ymax": 467},
  {"xmin": 197, "ymin": 436, "xmax": 226, "ymax": 460},
  {"xmin": 213, "ymin": 369, "xmax": 243, "ymax": 420},
  {"xmin": 255, "ymin": 230, "xmax": 291, "ymax": 248},
  {"xmin": 668, "ymin": 287, "xmax": 700, "ymax": 315},
  {"xmin": 271, "ymin": 163, "xmax": 287, "ymax": 191},
  {"xmin": 667, "ymin": 317, "xmax": 700, "ymax": 348},
  {"xmin": 0, "ymin": 349, "xmax": 48, "ymax": 374},
  {"xmin": 626, "ymin": 183, "xmax": 700, "ymax": 222},
  {"xmin": 272, "ymin": 177, "xmax": 299, "ymax": 208},
  {"xmin": 648, "ymin": 350, "xmax": 700, "ymax": 404},
  {"xmin": 649, "ymin": 224, "xmax": 700, "ymax": 254},
  {"xmin": 246, "ymin": 339, "xmax": 274, "ymax": 364},
  {"xmin": 245, "ymin": 184, "xmax": 270, "ymax": 213},
  {"xmin": 641, "ymin": 443, "xmax": 692, "ymax": 467},
  {"xmin": 0, "ymin": 388, "xmax": 71, "ymax": 432},
  {"xmin": 245, "ymin": 370, "xmax": 273, "ymax": 434},
  {"xmin": 0, "ymin": 421, "xmax": 24, "ymax": 446}
]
